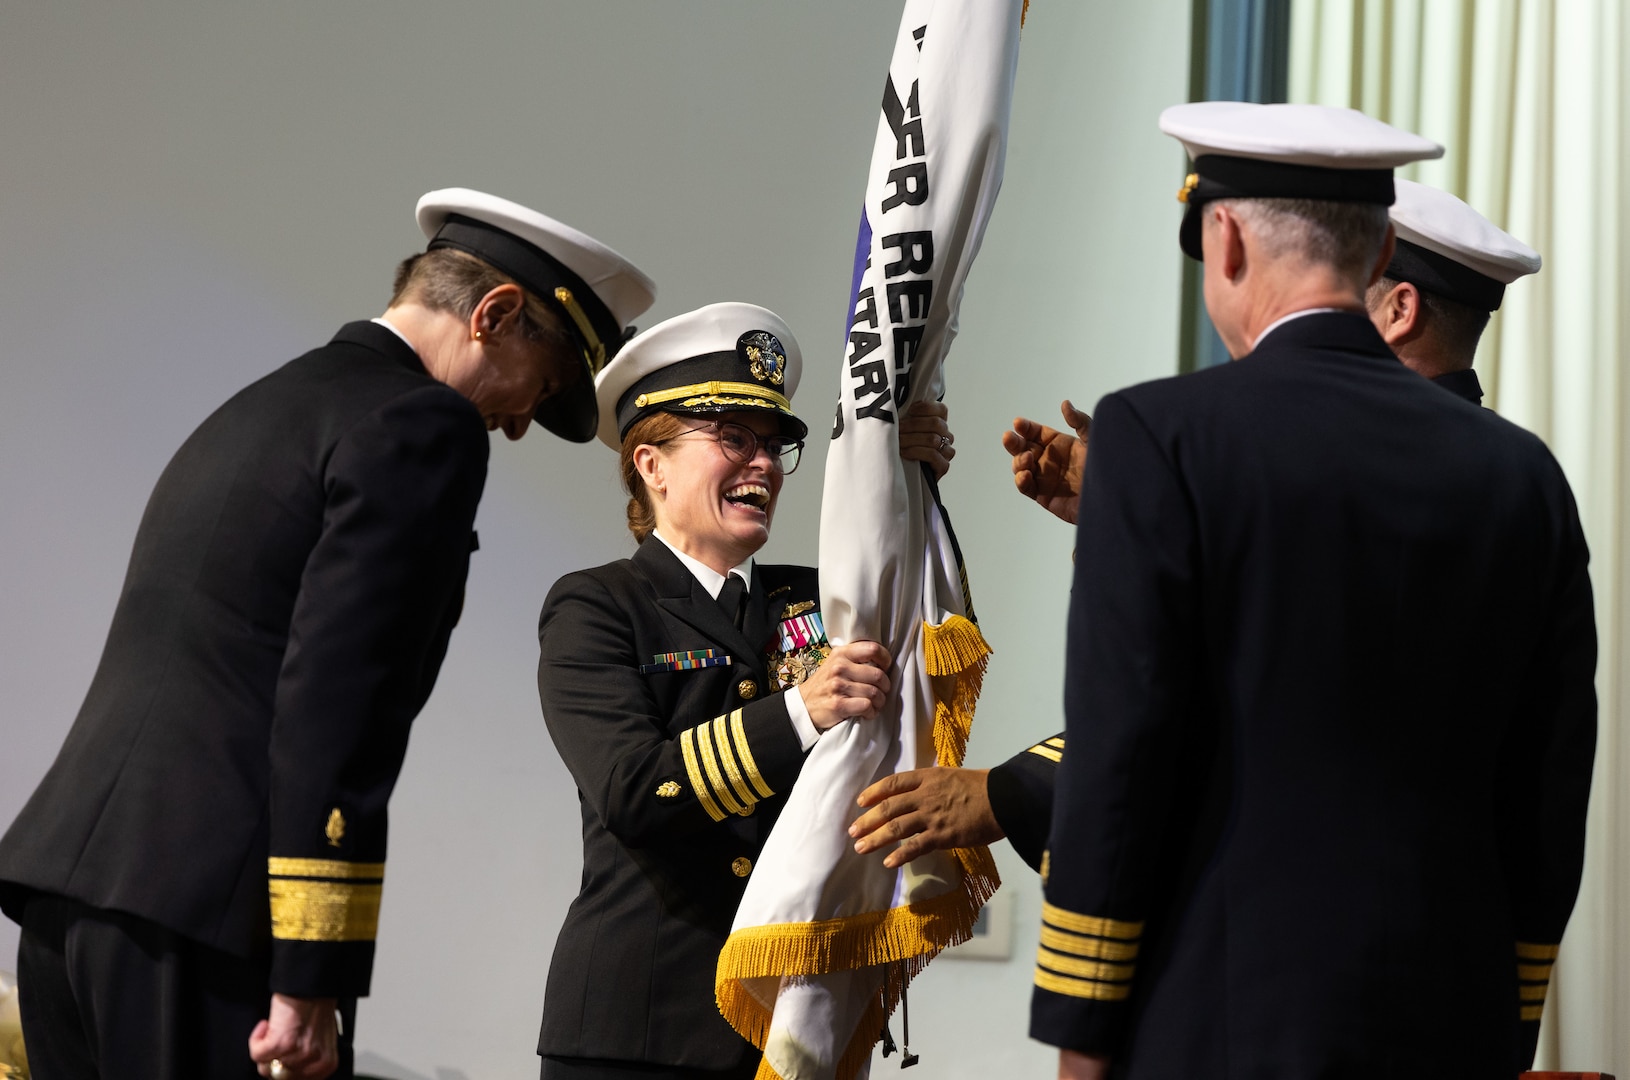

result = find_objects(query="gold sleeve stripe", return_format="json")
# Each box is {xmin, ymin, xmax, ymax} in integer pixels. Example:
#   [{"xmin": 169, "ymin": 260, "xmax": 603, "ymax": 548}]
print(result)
[
  {"xmin": 696, "ymin": 721, "xmax": 747, "ymax": 816},
  {"xmin": 711, "ymin": 716, "xmax": 758, "ymax": 808},
  {"xmin": 267, "ymin": 858, "xmax": 385, "ymax": 880},
  {"xmin": 680, "ymin": 727, "xmax": 727, "ymax": 822},
  {"xmin": 731, "ymin": 708, "xmax": 775, "ymax": 799},
  {"xmin": 1033, "ymin": 966, "xmax": 1133, "ymax": 1001},
  {"xmin": 1515, "ymin": 941, "xmax": 1560, "ymax": 960},
  {"xmin": 1040, "ymin": 925, "xmax": 1140, "ymax": 961},
  {"xmin": 1520, "ymin": 1004, "xmax": 1545, "ymax": 1022},
  {"xmin": 1042, "ymin": 902, "xmax": 1144, "ymax": 940},
  {"xmin": 1036, "ymin": 947, "xmax": 1135, "ymax": 982},
  {"xmin": 1027, "ymin": 745, "xmax": 1063, "ymax": 763},
  {"xmin": 1519, "ymin": 984, "xmax": 1549, "ymax": 1002},
  {"xmin": 1517, "ymin": 963, "xmax": 1554, "ymax": 982},
  {"xmin": 1044, "ymin": 737, "xmax": 1065, "ymax": 749},
  {"xmin": 270, "ymin": 879, "xmax": 381, "ymax": 942}
]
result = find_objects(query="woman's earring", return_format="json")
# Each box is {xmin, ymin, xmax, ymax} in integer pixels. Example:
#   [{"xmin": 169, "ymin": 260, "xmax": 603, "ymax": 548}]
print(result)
[{"xmin": 473, "ymin": 329, "xmax": 484, "ymax": 341}]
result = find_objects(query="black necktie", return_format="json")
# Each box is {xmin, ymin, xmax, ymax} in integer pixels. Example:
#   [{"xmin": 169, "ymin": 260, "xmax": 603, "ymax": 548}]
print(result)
[{"xmin": 718, "ymin": 574, "xmax": 747, "ymax": 629}]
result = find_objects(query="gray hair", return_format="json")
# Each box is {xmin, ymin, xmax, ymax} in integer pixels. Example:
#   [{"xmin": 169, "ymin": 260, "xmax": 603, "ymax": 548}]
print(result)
[
  {"xmin": 1217, "ymin": 197, "xmax": 1391, "ymax": 285},
  {"xmin": 390, "ymin": 248, "xmax": 572, "ymax": 347}
]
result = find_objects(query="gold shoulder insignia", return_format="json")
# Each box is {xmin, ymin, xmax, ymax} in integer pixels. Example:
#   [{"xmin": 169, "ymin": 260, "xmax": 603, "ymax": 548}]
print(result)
[
  {"xmin": 325, "ymin": 808, "xmax": 346, "ymax": 848},
  {"xmin": 783, "ymin": 600, "xmax": 816, "ymax": 618},
  {"xmin": 657, "ymin": 780, "xmax": 682, "ymax": 799}
]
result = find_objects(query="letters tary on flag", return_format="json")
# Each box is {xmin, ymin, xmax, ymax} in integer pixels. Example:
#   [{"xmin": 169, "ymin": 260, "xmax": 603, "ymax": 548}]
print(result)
[{"xmin": 716, "ymin": 4, "xmax": 1028, "ymax": 1079}]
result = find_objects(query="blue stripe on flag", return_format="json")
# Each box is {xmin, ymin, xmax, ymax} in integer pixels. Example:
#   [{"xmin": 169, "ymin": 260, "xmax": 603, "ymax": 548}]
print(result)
[{"xmin": 844, "ymin": 207, "xmax": 873, "ymax": 343}]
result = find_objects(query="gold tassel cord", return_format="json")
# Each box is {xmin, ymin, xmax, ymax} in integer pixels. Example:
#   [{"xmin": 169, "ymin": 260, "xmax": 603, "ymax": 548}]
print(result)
[
  {"xmin": 922, "ymin": 614, "xmax": 993, "ymax": 768},
  {"xmin": 739, "ymin": 947, "xmax": 958, "ymax": 1080}
]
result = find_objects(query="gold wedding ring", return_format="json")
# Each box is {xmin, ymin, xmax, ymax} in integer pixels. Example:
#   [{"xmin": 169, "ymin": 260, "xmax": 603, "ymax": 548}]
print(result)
[{"xmin": 269, "ymin": 1060, "xmax": 290, "ymax": 1080}]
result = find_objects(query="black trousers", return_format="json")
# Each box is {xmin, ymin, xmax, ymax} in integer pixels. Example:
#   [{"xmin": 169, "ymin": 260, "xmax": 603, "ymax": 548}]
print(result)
[
  {"xmin": 541, "ymin": 1055, "xmax": 759, "ymax": 1080},
  {"xmin": 16, "ymin": 891, "xmax": 355, "ymax": 1080}
]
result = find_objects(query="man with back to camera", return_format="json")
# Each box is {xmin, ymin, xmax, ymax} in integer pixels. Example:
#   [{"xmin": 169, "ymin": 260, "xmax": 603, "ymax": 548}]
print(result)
[
  {"xmin": 0, "ymin": 189, "xmax": 654, "ymax": 1080},
  {"xmin": 849, "ymin": 177, "xmax": 1551, "ymax": 878},
  {"xmin": 855, "ymin": 105, "xmax": 1593, "ymax": 1077},
  {"xmin": 1030, "ymin": 102, "xmax": 1593, "ymax": 1080}
]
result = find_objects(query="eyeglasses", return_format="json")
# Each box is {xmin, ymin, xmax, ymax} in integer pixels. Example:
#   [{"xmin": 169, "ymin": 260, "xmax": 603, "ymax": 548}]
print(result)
[{"xmin": 662, "ymin": 421, "xmax": 804, "ymax": 474}]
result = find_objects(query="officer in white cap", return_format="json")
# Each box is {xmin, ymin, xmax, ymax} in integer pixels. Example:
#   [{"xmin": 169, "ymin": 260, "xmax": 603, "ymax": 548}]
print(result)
[
  {"xmin": 533, "ymin": 302, "xmax": 952, "ymax": 1080},
  {"xmin": 0, "ymin": 189, "xmax": 652, "ymax": 1080},
  {"xmin": 857, "ymin": 155, "xmax": 1555, "ymax": 1015},
  {"xmin": 1367, "ymin": 178, "xmax": 1543, "ymax": 405},
  {"xmin": 1030, "ymin": 103, "xmax": 1595, "ymax": 1080}
]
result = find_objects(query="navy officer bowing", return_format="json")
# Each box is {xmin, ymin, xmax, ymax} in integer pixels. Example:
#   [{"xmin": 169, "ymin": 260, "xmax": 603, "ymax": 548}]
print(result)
[
  {"xmin": 1027, "ymin": 104, "xmax": 1595, "ymax": 1080},
  {"xmin": 0, "ymin": 188, "xmax": 654, "ymax": 1080},
  {"xmin": 534, "ymin": 302, "xmax": 953, "ymax": 1080}
]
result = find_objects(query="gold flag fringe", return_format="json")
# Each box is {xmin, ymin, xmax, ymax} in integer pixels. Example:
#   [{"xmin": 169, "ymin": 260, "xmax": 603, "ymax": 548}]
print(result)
[
  {"xmin": 922, "ymin": 614, "xmax": 992, "ymax": 768},
  {"xmin": 717, "ymin": 616, "xmax": 999, "ymax": 1080}
]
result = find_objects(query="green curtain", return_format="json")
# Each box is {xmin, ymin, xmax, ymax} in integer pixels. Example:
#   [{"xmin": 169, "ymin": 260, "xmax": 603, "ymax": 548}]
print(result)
[{"xmin": 1289, "ymin": 1, "xmax": 1628, "ymax": 1073}]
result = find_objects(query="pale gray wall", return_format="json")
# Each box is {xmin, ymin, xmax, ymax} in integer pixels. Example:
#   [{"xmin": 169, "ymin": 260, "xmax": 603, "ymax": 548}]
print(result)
[{"xmin": 0, "ymin": 2, "xmax": 1190, "ymax": 1076}]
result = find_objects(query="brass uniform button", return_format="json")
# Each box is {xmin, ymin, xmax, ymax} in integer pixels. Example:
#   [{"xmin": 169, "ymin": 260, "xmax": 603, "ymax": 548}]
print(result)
[
  {"xmin": 732, "ymin": 857, "xmax": 753, "ymax": 878},
  {"xmin": 737, "ymin": 678, "xmax": 758, "ymax": 701}
]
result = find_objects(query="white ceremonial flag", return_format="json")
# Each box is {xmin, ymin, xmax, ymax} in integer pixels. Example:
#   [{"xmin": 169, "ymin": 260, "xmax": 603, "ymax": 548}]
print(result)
[{"xmin": 715, "ymin": 3, "xmax": 1026, "ymax": 1078}]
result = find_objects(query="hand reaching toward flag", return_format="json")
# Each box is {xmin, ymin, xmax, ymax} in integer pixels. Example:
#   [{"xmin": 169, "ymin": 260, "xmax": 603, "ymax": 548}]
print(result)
[
  {"xmin": 1003, "ymin": 399, "xmax": 1090, "ymax": 523},
  {"xmin": 849, "ymin": 765, "xmax": 1002, "ymax": 868}
]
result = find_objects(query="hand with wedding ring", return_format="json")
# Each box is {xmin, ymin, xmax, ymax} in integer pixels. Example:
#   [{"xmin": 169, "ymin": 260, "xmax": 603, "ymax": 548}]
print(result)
[
  {"xmin": 250, "ymin": 993, "xmax": 339, "ymax": 1079},
  {"xmin": 897, "ymin": 400, "xmax": 955, "ymax": 479}
]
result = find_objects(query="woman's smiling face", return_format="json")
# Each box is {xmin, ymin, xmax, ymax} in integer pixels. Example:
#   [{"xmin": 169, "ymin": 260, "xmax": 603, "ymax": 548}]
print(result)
[{"xmin": 643, "ymin": 411, "xmax": 786, "ymax": 574}]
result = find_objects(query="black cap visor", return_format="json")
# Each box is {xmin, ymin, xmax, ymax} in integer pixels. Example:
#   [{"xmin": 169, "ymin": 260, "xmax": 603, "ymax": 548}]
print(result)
[
  {"xmin": 533, "ymin": 373, "xmax": 600, "ymax": 443},
  {"xmin": 1384, "ymin": 238, "xmax": 1505, "ymax": 311},
  {"xmin": 615, "ymin": 350, "xmax": 807, "ymax": 445}
]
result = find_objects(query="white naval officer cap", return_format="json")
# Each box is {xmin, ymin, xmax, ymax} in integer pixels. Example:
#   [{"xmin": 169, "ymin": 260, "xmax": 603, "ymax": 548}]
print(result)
[
  {"xmin": 1384, "ymin": 179, "xmax": 1542, "ymax": 312},
  {"xmin": 594, "ymin": 302, "xmax": 806, "ymax": 450},
  {"xmin": 1158, "ymin": 101, "xmax": 1445, "ymax": 260},
  {"xmin": 416, "ymin": 188, "xmax": 657, "ymax": 442}
]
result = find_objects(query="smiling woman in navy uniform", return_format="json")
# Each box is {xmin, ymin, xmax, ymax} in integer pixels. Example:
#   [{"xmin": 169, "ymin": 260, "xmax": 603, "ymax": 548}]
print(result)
[{"xmin": 534, "ymin": 303, "xmax": 954, "ymax": 1080}]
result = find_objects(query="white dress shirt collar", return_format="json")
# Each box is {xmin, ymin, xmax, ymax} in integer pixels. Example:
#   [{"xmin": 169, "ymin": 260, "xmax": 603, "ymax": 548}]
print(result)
[
  {"xmin": 1251, "ymin": 307, "xmax": 1348, "ymax": 351},
  {"xmin": 370, "ymin": 316, "xmax": 415, "ymax": 350},
  {"xmin": 651, "ymin": 531, "xmax": 753, "ymax": 600}
]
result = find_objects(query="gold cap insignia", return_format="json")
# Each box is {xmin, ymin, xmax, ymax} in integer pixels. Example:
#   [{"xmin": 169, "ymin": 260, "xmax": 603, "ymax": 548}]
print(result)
[
  {"xmin": 1177, "ymin": 172, "xmax": 1199, "ymax": 204},
  {"xmin": 656, "ymin": 780, "xmax": 682, "ymax": 799},
  {"xmin": 739, "ymin": 330, "xmax": 787, "ymax": 386},
  {"xmin": 325, "ymin": 808, "xmax": 346, "ymax": 848},
  {"xmin": 731, "ymin": 857, "xmax": 754, "ymax": 878},
  {"xmin": 737, "ymin": 678, "xmax": 758, "ymax": 701},
  {"xmin": 783, "ymin": 600, "xmax": 816, "ymax": 619}
]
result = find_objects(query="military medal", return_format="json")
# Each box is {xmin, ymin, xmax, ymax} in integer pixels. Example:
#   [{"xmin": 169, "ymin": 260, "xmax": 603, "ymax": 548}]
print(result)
[{"xmin": 768, "ymin": 605, "xmax": 829, "ymax": 689}]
